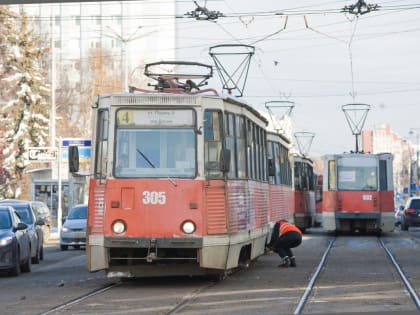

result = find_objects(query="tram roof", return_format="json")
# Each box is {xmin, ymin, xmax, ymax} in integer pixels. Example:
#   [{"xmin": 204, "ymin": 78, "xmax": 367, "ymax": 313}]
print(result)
[{"xmin": 94, "ymin": 91, "xmax": 269, "ymax": 126}]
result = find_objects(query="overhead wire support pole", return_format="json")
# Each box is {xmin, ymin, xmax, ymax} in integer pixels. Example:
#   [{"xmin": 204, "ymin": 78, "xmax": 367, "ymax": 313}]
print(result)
[
  {"xmin": 409, "ymin": 128, "xmax": 420, "ymax": 195},
  {"xmin": 103, "ymin": 26, "xmax": 156, "ymax": 92}
]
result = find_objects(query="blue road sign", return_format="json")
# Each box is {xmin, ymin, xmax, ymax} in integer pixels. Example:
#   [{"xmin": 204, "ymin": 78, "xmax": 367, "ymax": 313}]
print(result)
[{"xmin": 62, "ymin": 138, "xmax": 91, "ymax": 147}]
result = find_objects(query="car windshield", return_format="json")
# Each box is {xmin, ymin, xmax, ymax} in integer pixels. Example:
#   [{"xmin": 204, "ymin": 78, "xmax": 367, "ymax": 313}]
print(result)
[
  {"xmin": 0, "ymin": 210, "xmax": 12, "ymax": 229},
  {"xmin": 68, "ymin": 206, "xmax": 87, "ymax": 220},
  {"xmin": 10, "ymin": 205, "xmax": 34, "ymax": 224}
]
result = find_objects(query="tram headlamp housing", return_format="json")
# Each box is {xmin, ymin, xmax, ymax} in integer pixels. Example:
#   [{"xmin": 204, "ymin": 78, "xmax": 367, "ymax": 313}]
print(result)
[
  {"xmin": 181, "ymin": 220, "xmax": 196, "ymax": 234},
  {"xmin": 112, "ymin": 220, "xmax": 126, "ymax": 234}
]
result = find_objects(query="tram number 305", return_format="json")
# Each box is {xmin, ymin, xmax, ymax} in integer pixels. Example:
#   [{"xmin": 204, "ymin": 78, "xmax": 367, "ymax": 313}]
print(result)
[{"xmin": 142, "ymin": 191, "xmax": 167, "ymax": 205}]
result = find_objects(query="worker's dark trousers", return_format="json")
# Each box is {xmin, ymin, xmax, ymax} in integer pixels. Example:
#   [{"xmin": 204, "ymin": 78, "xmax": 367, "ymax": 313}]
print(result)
[{"xmin": 274, "ymin": 231, "xmax": 302, "ymax": 258}]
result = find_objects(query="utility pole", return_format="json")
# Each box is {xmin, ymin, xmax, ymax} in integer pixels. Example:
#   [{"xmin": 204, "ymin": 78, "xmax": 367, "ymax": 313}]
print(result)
[
  {"xmin": 409, "ymin": 128, "xmax": 420, "ymax": 195},
  {"xmin": 104, "ymin": 26, "xmax": 155, "ymax": 92}
]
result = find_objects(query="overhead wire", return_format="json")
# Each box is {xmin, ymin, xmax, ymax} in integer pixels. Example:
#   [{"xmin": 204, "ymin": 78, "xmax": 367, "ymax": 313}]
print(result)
[{"xmin": 7, "ymin": 0, "xmax": 420, "ymax": 99}]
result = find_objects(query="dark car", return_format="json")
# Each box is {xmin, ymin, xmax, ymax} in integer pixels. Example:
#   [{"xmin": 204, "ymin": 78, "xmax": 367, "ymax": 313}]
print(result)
[
  {"xmin": 401, "ymin": 197, "xmax": 420, "ymax": 230},
  {"xmin": 60, "ymin": 204, "xmax": 87, "ymax": 250},
  {"xmin": 0, "ymin": 205, "xmax": 32, "ymax": 276},
  {"xmin": 0, "ymin": 200, "xmax": 45, "ymax": 263}
]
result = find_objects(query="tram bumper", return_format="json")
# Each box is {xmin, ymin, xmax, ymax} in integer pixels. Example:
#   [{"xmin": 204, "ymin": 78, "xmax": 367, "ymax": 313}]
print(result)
[
  {"xmin": 100, "ymin": 236, "xmax": 205, "ymax": 278},
  {"xmin": 335, "ymin": 212, "xmax": 381, "ymax": 232}
]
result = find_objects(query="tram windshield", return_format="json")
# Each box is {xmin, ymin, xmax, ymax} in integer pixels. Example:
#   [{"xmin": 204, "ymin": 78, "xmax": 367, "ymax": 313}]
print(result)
[
  {"xmin": 114, "ymin": 109, "xmax": 196, "ymax": 178},
  {"xmin": 337, "ymin": 157, "xmax": 378, "ymax": 191}
]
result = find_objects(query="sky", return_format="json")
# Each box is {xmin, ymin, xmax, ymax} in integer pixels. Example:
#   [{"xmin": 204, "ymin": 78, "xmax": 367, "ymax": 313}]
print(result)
[{"xmin": 172, "ymin": 0, "xmax": 420, "ymax": 156}]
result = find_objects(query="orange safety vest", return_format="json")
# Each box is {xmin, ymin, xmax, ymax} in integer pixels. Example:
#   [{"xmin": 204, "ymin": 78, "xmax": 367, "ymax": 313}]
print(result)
[{"xmin": 279, "ymin": 221, "xmax": 302, "ymax": 236}]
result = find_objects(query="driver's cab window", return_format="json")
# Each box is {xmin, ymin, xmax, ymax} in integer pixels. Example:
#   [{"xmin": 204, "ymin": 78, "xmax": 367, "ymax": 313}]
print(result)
[{"xmin": 204, "ymin": 110, "xmax": 223, "ymax": 178}]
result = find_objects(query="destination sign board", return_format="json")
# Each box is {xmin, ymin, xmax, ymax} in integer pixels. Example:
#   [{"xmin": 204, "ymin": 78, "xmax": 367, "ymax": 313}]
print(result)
[{"xmin": 117, "ymin": 109, "xmax": 195, "ymax": 127}]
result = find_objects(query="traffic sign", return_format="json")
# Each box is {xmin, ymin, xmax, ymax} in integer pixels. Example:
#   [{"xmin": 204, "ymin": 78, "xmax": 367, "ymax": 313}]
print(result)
[{"xmin": 62, "ymin": 138, "xmax": 91, "ymax": 147}]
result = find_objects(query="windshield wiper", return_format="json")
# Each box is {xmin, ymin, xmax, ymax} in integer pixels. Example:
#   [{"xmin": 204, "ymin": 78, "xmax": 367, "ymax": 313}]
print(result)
[
  {"xmin": 136, "ymin": 148, "xmax": 177, "ymax": 187},
  {"xmin": 136, "ymin": 148, "xmax": 156, "ymax": 168}
]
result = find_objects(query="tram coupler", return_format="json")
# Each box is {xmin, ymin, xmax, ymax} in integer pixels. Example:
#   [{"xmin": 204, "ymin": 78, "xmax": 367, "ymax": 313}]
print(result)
[{"xmin": 146, "ymin": 238, "xmax": 158, "ymax": 263}]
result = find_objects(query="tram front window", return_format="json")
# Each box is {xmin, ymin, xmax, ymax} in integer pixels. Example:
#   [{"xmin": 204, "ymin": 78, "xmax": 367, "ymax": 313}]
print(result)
[
  {"xmin": 336, "ymin": 156, "xmax": 378, "ymax": 191},
  {"xmin": 337, "ymin": 165, "xmax": 378, "ymax": 191},
  {"xmin": 115, "ymin": 128, "xmax": 196, "ymax": 178}
]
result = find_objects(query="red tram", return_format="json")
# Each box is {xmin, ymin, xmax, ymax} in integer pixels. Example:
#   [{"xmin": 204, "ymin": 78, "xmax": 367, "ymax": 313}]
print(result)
[
  {"xmin": 321, "ymin": 152, "xmax": 394, "ymax": 234},
  {"xmin": 75, "ymin": 61, "xmax": 297, "ymax": 278}
]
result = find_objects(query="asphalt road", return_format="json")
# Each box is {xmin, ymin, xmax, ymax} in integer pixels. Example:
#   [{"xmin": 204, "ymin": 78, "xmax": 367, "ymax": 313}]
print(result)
[{"xmin": 1, "ymin": 228, "xmax": 420, "ymax": 315}]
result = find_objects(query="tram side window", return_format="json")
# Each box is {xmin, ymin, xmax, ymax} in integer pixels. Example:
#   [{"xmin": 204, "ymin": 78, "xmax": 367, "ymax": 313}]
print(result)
[
  {"xmin": 236, "ymin": 116, "xmax": 247, "ymax": 179},
  {"xmin": 379, "ymin": 160, "xmax": 388, "ymax": 190},
  {"xmin": 246, "ymin": 120, "xmax": 265, "ymax": 181},
  {"xmin": 268, "ymin": 142, "xmax": 282, "ymax": 185},
  {"xmin": 260, "ymin": 129, "xmax": 267, "ymax": 181},
  {"xmin": 328, "ymin": 160, "xmax": 337, "ymax": 190},
  {"xmin": 225, "ymin": 112, "xmax": 237, "ymax": 178},
  {"xmin": 254, "ymin": 127, "xmax": 259, "ymax": 179},
  {"xmin": 308, "ymin": 166, "xmax": 314, "ymax": 190},
  {"xmin": 94, "ymin": 109, "xmax": 108, "ymax": 178},
  {"xmin": 246, "ymin": 121, "xmax": 254, "ymax": 179},
  {"xmin": 280, "ymin": 144, "xmax": 292, "ymax": 186},
  {"xmin": 294, "ymin": 162, "xmax": 300, "ymax": 190},
  {"xmin": 204, "ymin": 110, "xmax": 223, "ymax": 178}
]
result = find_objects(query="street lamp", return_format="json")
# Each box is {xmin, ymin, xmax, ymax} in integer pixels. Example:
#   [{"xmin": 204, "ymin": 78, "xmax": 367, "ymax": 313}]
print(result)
[
  {"xmin": 409, "ymin": 128, "xmax": 420, "ymax": 195},
  {"xmin": 104, "ymin": 26, "xmax": 155, "ymax": 92}
]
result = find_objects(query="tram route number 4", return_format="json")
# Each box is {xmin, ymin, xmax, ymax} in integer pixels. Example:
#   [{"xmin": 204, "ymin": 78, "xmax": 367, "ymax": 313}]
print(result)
[{"xmin": 142, "ymin": 191, "xmax": 166, "ymax": 205}]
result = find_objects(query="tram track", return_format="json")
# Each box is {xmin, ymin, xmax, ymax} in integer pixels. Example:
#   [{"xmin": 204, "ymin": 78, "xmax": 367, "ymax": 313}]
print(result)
[
  {"xmin": 39, "ymin": 282, "xmax": 121, "ymax": 315},
  {"xmin": 33, "ymin": 235, "xmax": 420, "ymax": 315},
  {"xmin": 293, "ymin": 236, "xmax": 420, "ymax": 314},
  {"xmin": 37, "ymin": 274, "xmax": 224, "ymax": 315}
]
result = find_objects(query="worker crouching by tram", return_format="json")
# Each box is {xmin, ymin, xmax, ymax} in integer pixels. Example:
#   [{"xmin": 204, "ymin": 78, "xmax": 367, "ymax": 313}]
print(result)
[{"xmin": 267, "ymin": 220, "xmax": 302, "ymax": 268}]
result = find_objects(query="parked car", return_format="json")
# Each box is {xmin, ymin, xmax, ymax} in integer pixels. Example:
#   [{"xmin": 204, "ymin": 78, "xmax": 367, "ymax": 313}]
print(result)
[
  {"xmin": 401, "ymin": 196, "xmax": 420, "ymax": 231},
  {"xmin": 0, "ymin": 200, "xmax": 45, "ymax": 263},
  {"xmin": 0, "ymin": 199, "xmax": 52, "ymax": 240},
  {"xmin": 30, "ymin": 201, "xmax": 52, "ymax": 242},
  {"xmin": 0, "ymin": 205, "xmax": 32, "ymax": 276},
  {"xmin": 394, "ymin": 205, "xmax": 404, "ymax": 227},
  {"xmin": 60, "ymin": 204, "xmax": 87, "ymax": 250}
]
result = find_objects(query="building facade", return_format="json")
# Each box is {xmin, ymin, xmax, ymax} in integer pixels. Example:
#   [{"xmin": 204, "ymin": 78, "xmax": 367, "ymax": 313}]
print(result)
[{"xmin": 362, "ymin": 123, "xmax": 418, "ymax": 203}]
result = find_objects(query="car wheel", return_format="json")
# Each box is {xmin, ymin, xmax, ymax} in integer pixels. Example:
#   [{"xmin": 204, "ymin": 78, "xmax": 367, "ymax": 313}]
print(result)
[
  {"xmin": 21, "ymin": 255, "xmax": 31, "ymax": 273},
  {"xmin": 32, "ymin": 244, "xmax": 41, "ymax": 264},
  {"xmin": 60, "ymin": 245, "xmax": 68, "ymax": 251},
  {"xmin": 9, "ymin": 248, "xmax": 21, "ymax": 277}
]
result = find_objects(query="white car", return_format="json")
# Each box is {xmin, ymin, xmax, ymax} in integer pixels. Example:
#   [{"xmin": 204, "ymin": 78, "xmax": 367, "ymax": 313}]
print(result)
[{"xmin": 60, "ymin": 204, "xmax": 87, "ymax": 250}]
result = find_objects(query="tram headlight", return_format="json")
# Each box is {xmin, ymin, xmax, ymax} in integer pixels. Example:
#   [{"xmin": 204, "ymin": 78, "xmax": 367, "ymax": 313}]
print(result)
[
  {"xmin": 112, "ymin": 220, "xmax": 126, "ymax": 234},
  {"xmin": 181, "ymin": 220, "xmax": 196, "ymax": 234}
]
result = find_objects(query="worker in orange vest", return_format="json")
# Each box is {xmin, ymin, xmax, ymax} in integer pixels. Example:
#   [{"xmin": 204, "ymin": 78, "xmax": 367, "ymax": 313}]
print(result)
[{"xmin": 267, "ymin": 220, "xmax": 302, "ymax": 267}]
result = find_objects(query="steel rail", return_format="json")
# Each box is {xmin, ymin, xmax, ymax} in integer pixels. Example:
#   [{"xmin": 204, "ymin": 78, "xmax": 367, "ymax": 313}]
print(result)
[
  {"xmin": 166, "ymin": 281, "xmax": 217, "ymax": 315},
  {"xmin": 39, "ymin": 282, "xmax": 120, "ymax": 315},
  {"xmin": 293, "ymin": 237, "xmax": 336, "ymax": 315},
  {"xmin": 379, "ymin": 238, "xmax": 420, "ymax": 309}
]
